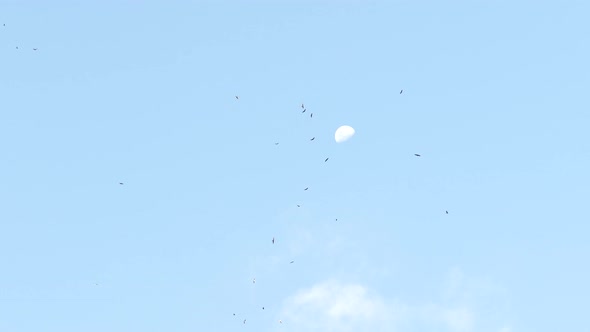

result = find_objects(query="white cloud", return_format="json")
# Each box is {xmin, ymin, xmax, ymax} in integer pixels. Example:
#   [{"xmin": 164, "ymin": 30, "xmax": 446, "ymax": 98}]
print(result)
[{"xmin": 276, "ymin": 271, "xmax": 509, "ymax": 332}]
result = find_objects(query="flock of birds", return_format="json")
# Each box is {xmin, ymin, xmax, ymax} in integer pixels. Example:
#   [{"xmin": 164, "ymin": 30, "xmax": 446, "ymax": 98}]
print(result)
[
  {"xmin": 3, "ymin": 23, "xmax": 38, "ymax": 51},
  {"xmin": 222, "ymin": 93, "xmax": 449, "ymax": 327}
]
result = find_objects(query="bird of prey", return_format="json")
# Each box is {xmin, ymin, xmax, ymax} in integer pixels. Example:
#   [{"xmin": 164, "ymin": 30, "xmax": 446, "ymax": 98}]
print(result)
[
  {"xmin": 262, "ymin": 307, "xmax": 265, "ymax": 310},
  {"xmin": 414, "ymin": 154, "xmax": 421, "ymax": 157},
  {"xmin": 325, "ymin": 158, "xmax": 329, "ymax": 162},
  {"xmin": 272, "ymin": 237, "xmax": 275, "ymax": 244},
  {"xmin": 335, "ymin": 218, "xmax": 338, "ymax": 221},
  {"xmin": 446, "ymin": 210, "xmax": 449, "ymax": 214},
  {"xmin": 290, "ymin": 261, "xmax": 294, "ymax": 264},
  {"xmin": 119, "ymin": 182, "xmax": 124, "ymax": 185},
  {"xmin": 243, "ymin": 319, "xmax": 246, "ymax": 324},
  {"xmin": 297, "ymin": 205, "xmax": 300, "ymax": 207},
  {"xmin": 310, "ymin": 113, "xmax": 313, "ymax": 118},
  {"xmin": 310, "ymin": 137, "xmax": 315, "ymax": 141},
  {"xmin": 302, "ymin": 108, "xmax": 306, "ymax": 113},
  {"xmin": 301, "ymin": 104, "xmax": 304, "ymax": 109},
  {"xmin": 235, "ymin": 96, "xmax": 239, "ymax": 99},
  {"xmin": 400, "ymin": 89, "xmax": 403, "ymax": 94},
  {"xmin": 33, "ymin": 48, "xmax": 37, "ymax": 51},
  {"xmin": 16, "ymin": 46, "xmax": 18, "ymax": 49},
  {"xmin": 233, "ymin": 313, "xmax": 235, "ymax": 316},
  {"xmin": 304, "ymin": 187, "xmax": 309, "ymax": 191},
  {"xmin": 275, "ymin": 142, "xmax": 279, "ymax": 145}
]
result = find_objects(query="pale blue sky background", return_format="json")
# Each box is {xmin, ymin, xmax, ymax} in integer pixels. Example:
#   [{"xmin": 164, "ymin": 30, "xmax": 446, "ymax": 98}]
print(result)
[{"xmin": 1, "ymin": 1, "xmax": 589, "ymax": 331}]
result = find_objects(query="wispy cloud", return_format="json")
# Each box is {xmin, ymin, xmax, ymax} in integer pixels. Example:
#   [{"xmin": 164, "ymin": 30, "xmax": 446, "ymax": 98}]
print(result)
[{"xmin": 275, "ymin": 270, "xmax": 510, "ymax": 332}]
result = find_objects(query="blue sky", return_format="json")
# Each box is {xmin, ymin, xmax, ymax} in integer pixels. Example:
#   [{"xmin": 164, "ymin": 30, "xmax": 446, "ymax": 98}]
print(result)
[{"xmin": 1, "ymin": 1, "xmax": 589, "ymax": 331}]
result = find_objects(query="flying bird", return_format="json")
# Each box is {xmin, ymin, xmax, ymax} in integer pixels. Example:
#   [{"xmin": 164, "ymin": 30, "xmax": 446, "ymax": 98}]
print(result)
[
  {"xmin": 400, "ymin": 89, "xmax": 403, "ymax": 94},
  {"xmin": 275, "ymin": 142, "xmax": 279, "ymax": 145},
  {"xmin": 310, "ymin": 113, "xmax": 313, "ymax": 118},
  {"xmin": 253, "ymin": 278, "xmax": 256, "ymax": 283},
  {"xmin": 301, "ymin": 104, "xmax": 304, "ymax": 109},
  {"xmin": 290, "ymin": 261, "xmax": 294, "ymax": 264},
  {"xmin": 302, "ymin": 108, "xmax": 306, "ymax": 113},
  {"xmin": 243, "ymin": 319, "xmax": 246, "ymax": 324},
  {"xmin": 233, "ymin": 313, "xmax": 235, "ymax": 316},
  {"xmin": 262, "ymin": 307, "xmax": 265, "ymax": 310},
  {"xmin": 414, "ymin": 154, "xmax": 421, "ymax": 157},
  {"xmin": 310, "ymin": 137, "xmax": 315, "ymax": 141},
  {"xmin": 304, "ymin": 187, "xmax": 309, "ymax": 191},
  {"xmin": 272, "ymin": 237, "xmax": 275, "ymax": 244},
  {"xmin": 33, "ymin": 48, "xmax": 37, "ymax": 51},
  {"xmin": 325, "ymin": 158, "xmax": 329, "ymax": 162},
  {"xmin": 335, "ymin": 218, "xmax": 338, "ymax": 221},
  {"xmin": 235, "ymin": 96, "xmax": 239, "ymax": 99},
  {"xmin": 297, "ymin": 205, "xmax": 300, "ymax": 207},
  {"xmin": 119, "ymin": 182, "xmax": 124, "ymax": 185},
  {"xmin": 279, "ymin": 320, "xmax": 282, "ymax": 324},
  {"xmin": 446, "ymin": 210, "xmax": 449, "ymax": 214}
]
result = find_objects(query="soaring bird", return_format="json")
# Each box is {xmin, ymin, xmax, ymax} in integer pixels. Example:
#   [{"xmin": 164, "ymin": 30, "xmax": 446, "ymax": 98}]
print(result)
[
  {"xmin": 310, "ymin": 137, "xmax": 315, "ymax": 141},
  {"xmin": 253, "ymin": 278, "xmax": 256, "ymax": 284},
  {"xmin": 272, "ymin": 237, "xmax": 275, "ymax": 244},
  {"xmin": 119, "ymin": 182, "xmax": 124, "ymax": 185},
  {"xmin": 290, "ymin": 261, "xmax": 294, "ymax": 264},
  {"xmin": 310, "ymin": 113, "xmax": 313, "ymax": 118},
  {"xmin": 235, "ymin": 96, "xmax": 239, "ymax": 99},
  {"xmin": 301, "ymin": 104, "xmax": 304, "ymax": 109},
  {"xmin": 304, "ymin": 187, "xmax": 309, "ymax": 191},
  {"xmin": 302, "ymin": 108, "xmax": 306, "ymax": 113},
  {"xmin": 325, "ymin": 158, "xmax": 329, "ymax": 162},
  {"xmin": 297, "ymin": 205, "xmax": 300, "ymax": 207},
  {"xmin": 243, "ymin": 319, "xmax": 246, "ymax": 324},
  {"xmin": 414, "ymin": 154, "xmax": 421, "ymax": 157},
  {"xmin": 275, "ymin": 142, "xmax": 279, "ymax": 145},
  {"xmin": 446, "ymin": 210, "xmax": 449, "ymax": 214},
  {"xmin": 400, "ymin": 89, "xmax": 403, "ymax": 94},
  {"xmin": 33, "ymin": 48, "xmax": 37, "ymax": 51}
]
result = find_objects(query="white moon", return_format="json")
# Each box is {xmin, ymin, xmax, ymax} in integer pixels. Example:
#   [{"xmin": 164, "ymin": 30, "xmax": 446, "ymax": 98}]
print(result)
[{"xmin": 334, "ymin": 125, "xmax": 355, "ymax": 143}]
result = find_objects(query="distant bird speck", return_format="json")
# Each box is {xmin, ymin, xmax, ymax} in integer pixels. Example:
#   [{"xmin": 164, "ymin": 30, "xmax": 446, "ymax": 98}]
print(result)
[
  {"xmin": 310, "ymin": 113, "xmax": 313, "ymax": 118},
  {"xmin": 233, "ymin": 313, "xmax": 235, "ymax": 316},
  {"xmin": 301, "ymin": 104, "xmax": 304, "ymax": 109},
  {"xmin": 446, "ymin": 210, "xmax": 449, "ymax": 214},
  {"xmin": 235, "ymin": 96, "xmax": 239, "ymax": 100},
  {"xmin": 297, "ymin": 205, "xmax": 300, "ymax": 207},
  {"xmin": 335, "ymin": 218, "xmax": 338, "ymax": 221},
  {"xmin": 244, "ymin": 319, "xmax": 246, "ymax": 324},
  {"xmin": 400, "ymin": 89, "xmax": 403, "ymax": 94},
  {"xmin": 302, "ymin": 108, "xmax": 306, "ymax": 113},
  {"xmin": 414, "ymin": 154, "xmax": 421, "ymax": 157},
  {"xmin": 325, "ymin": 158, "xmax": 329, "ymax": 162},
  {"xmin": 304, "ymin": 187, "xmax": 309, "ymax": 191},
  {"xmin": 33, "ymin": 48, "xmax": 37, "ymax": 51},
  {"xmin": 262, "ymin": 307, "xmax": 265, "ymax": 310},
  {"xmin": 119, "ymin": 182, "xmax": 124, "ymax": 185},
  {"xmin": 272, "ymin": 237, "xmax": 275, "ymax": 244},
  {"xmin": 310, "ymin": 137, "xmax": 315, "ymax": 141},
  {"xmin": 279, "ymin": 320, "xmax": 282, "ymax": 324},
  {"xmin": 290, "ymin": 261, "xmax": 294, "ymax": 264},
  {"xmin": 253, "ymin": 278, "xmax": 255, "ymax": 283},
  {"xmin": 275, "ymin": 142, "xmax": 279, "ymax": 145}
]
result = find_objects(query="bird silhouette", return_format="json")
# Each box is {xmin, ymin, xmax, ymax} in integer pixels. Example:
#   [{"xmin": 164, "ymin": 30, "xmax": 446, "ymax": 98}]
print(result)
[
  {"xmin": 275, "ymin": 142, "xmax": 279, "ymax": 145},
  {"xmin": 310, "ymin": 137, "xmax": 315, "ymax": 141},
  {"xmin": 400, "ymin": 89, "xmax": 403, "ymax": 94},
  {"xmin": 290, "ymin": 261, "xmax": 294, "ymax": 264},
  {"xmin": 304, "ymin": 187, "xmax": 309, "ymax": 191},
  {"xmin": 301, "ymin": 103, "xmax": 304, "ymax": 109},
  {"xmin": 302, "ymin": 109, "xmax": 306, "ymax": 113},
  {"xmin": 325, "ymin": 158, "xmax": 329, "ymax": 162},
  {"xmin": 310, "ymin": 113, "xmax": 313, "ymax": 118},
  {"xmin": 33, "ymin": 48, "xmax": 37, "ymax": 51},
  {"xmin": 446, "ymin": 210, "xmax": 449, "ymax": 214},
  {"xmin": 414, "ymin": 154, "xmax": 421, "ymax": 157},
  {"xmin": 235, "ymin": 96, "xmax": 239, "ymax": 99},
  {"xmin": 119, "ymin": 182, "xmax": 124, "ymax": 185},
  {"xmin": 272, "ymin": 237, "xmax": 275, "ymax": 244}
]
